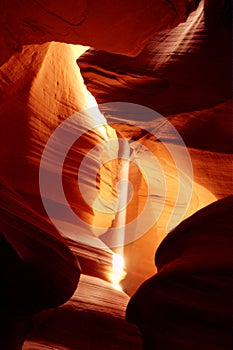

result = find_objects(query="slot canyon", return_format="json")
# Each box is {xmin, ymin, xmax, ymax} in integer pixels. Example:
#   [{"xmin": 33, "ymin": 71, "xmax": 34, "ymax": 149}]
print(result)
[{"xmin": 0, "ymin": 1, "xmax": 232, "ymax": 349}]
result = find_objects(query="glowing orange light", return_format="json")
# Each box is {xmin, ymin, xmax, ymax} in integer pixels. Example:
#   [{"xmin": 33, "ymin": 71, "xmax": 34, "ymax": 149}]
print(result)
[{"xmin": 111, "ymin": 253, "xmax": 126, "ymax": 291}]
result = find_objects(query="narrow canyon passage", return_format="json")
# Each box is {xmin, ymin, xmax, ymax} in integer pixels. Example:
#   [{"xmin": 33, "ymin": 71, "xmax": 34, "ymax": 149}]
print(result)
[{"xmin": 0, "ymin": 0, "xmax": 232, "ymax": 349}]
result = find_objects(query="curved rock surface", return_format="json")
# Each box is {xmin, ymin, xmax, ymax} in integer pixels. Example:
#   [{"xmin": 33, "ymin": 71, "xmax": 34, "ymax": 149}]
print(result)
[
  {"xmin": 78, "ymin": 1, "xmax": 231, "ymax": 116},
  {"xmin": 23, "ymin": 274, "xmax": 142, "ymax": 350},
  {"xmin": 126, "ymin": 195, "xmax": 233, "ymax": 349},
  {"xmin": 0, "ymin": 0, "xmax": 232, "ymax": 349},
  {"xmin": 0, "ymin": 0, "xmax": 200, "ymax": 65},
  {"xmin": 0, "ymin": 179, "xmax": 80, "ymax": 306},
  {"xmin": 0, "ymin": 42, "xmax": 120, "ymax": 243},
  {"xmin": 0, "ymin": 179, "xmax": 81, "ymax": 350},
  {"xmin": 77, "ymin": 0, "xmax": 232, "ymax": 294}
]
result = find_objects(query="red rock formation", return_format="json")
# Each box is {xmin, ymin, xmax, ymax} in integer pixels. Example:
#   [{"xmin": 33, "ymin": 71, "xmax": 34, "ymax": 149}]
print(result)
[
  {"xmin": 0, "ymin": 179, "xmax": 80, "ymax": 350},
  {"xmin": 126, "ymin": 195, "xmax": 233, "ymax": 350},
  {"xmin": 78, "ymin": 1, "xmax": 231, "ymax": 116},
  {"xmin": 0, "ymin": 0, "xmax": 231, "ymax": 349},
  {"xmin": 77, "ymin": 0, "xmax": 232, "ymax": 294},
  {"xmin": 0, "ymin": 0, "xmax": 200, "ymax": 65},
  {"xmin": 23, "ymin": 275, "xmax": 142, "ymax": 350}
]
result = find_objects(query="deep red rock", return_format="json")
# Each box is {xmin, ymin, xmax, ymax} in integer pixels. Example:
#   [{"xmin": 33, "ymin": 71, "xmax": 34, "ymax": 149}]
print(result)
[
  {"xmin": 126, "ymin": 196, "xmax": 233, "ymax": 350},
  {"xmin": 0, "ymin": 179, "xmax": 80, "ymax": 349}
]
